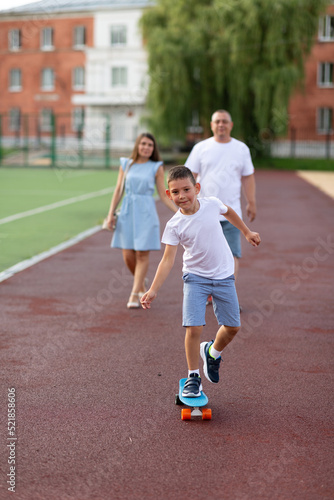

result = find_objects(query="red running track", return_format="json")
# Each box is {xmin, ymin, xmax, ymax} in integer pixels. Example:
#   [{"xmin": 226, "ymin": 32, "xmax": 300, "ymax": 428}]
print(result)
[{"xmin": 0, "ymin": 170, "xmax": 333, "ymax": 500}]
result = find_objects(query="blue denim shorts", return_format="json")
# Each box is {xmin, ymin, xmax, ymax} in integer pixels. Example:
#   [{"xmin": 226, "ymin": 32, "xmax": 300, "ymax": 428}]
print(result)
[
  {"xmin": 182, "ymin": 273, "xmax": 240, "ymax": 327},
  {"xmin": 220, "ymin": 221, "xmax": 242, "ymax": 258}
]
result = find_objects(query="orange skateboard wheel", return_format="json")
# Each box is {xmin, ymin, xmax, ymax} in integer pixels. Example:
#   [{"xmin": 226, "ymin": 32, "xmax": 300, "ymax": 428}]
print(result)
[
  {"xmin": 181, "ymin": 408, "xmax": 192, "ymax": 420},
  {"xmin": 202, "ymin": 408, "xmax": 212, "ymax": 420}
]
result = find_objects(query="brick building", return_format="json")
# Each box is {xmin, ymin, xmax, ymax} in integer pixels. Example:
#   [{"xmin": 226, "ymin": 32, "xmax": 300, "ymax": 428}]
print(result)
[
  {"xmin": 288, "ymin": 3, "xmax": 334, "ymax": 139},
  {"xmin": 0, "ymin": 0, "xmax": 151, "ymax": 149}
]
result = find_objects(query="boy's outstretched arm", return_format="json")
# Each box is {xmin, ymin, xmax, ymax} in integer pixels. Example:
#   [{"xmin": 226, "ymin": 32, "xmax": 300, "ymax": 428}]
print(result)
[
  {"xmin": 141, "ymin": 244, "xmax": 178, "ymax": 309},
  {"xmin": 224, "ymin": 206, "xmax": 261, "ymax": 247}
]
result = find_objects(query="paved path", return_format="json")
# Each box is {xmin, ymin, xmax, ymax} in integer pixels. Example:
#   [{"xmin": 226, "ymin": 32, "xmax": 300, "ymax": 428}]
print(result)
[{"xmin": 0, "ymin": 170, "xmax": 333, "ymax": 500}]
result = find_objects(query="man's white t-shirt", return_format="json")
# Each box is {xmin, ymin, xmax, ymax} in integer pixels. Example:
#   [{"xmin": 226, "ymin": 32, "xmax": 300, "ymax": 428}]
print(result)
[
  {"xmin": 162, "ymin": 197, "xmax": 234, "ymax": 280},
  {"xmin": 185, "ymin": 137, "xmax": 254, "ymax": 221}
]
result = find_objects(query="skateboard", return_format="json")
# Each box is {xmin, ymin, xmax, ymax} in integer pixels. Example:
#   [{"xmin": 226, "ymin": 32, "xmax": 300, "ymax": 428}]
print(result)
[{"xmin": 175, "ymin": 378, "xmax": 212, "ymax": 420}]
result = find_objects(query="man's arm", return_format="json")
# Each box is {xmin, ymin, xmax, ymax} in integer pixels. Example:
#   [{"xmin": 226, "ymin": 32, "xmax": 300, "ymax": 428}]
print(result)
[
  {"xmin": 242, "ymin": 173, "xmax": 257, "ymax": 222},
  {"xmin": 141, "ymin": 244, "xmax": 178, "ymax": 309},
  {"xmin": 224, "ymin": 206, "xmax": 261, "ymax": 247}
]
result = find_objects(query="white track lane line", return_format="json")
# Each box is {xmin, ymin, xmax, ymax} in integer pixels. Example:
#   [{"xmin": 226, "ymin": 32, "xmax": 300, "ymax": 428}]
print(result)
[
  {"xmin": 0, "ymin": 187, "xmax": 114, "ymax": 225},
  {"xmin": 0, "ymin": 226, "xmax": 102, "ymax": 283},
  {"xmin": 0, "ymin": 186, "xmax": 116, "ymax": 282}
]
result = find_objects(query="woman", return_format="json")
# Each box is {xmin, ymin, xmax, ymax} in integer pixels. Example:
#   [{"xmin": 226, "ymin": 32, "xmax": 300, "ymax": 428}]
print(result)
[{"xmin": 105, "ymin": 133, "xmax": 177, "ymax": 309}]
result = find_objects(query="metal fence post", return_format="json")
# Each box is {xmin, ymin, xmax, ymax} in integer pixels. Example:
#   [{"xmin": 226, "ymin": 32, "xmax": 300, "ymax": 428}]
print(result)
[
  {"xmin": 51, "ymin": 112, "xmax": 56, "ymax": 168},
  {"xmin": 78, "ymin": 124, "xmax": 84, "ymax": 168},
  {"xmin": 24, "ymin": 114, "xmax": 29, "ymax": 167}
]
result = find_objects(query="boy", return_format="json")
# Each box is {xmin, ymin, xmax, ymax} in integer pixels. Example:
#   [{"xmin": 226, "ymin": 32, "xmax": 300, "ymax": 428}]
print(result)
[{"xmin": 141, "ymin": 166, "xmax": 260, "ymax": 397}]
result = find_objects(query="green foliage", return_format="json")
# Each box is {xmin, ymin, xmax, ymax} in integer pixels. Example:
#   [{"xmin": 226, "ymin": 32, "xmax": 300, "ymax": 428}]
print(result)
[{"xmin": 141, "ymin": 0, "xmax": 329, "ymax": 145}]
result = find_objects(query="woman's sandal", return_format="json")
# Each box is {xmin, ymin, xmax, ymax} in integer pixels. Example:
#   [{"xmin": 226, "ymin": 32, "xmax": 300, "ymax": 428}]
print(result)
[{"xmin": 127, "ymin": 292, "xmax": 141, "ymax": 309}]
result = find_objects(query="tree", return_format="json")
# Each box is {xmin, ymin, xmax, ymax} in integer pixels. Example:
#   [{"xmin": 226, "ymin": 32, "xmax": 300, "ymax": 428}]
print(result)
[{"xmin": 141, "ymin": 0, "xmax": 329, "ymax": 149}]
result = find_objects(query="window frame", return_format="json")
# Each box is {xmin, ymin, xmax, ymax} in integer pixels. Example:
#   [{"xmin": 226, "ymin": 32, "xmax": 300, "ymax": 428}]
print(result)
[
  {"xmin": 9, "ymin": 107, "xmax": 21, "ymax": 132},
  {"xmin": 9, "ymin": 68, "xmax": 22, "ymax": 91},
  {"xmin": 73, "ymin": 25, "xmax": 86, "ymax": 48},
  {"xmin": 318, "ymin": 15, "xmax": 334, "ymax": 41},
  {"xmin": 41, "ymin": 27, "xmax": 54, "ymax": 50},
  {"xmin": 9, "ymin": 29, "xmax": 21, "ymax": 51},
  {"xmin": 41, "ymin": 68, "xmax": 55, "ymax": 91},
  {"xmin": 73, "ymin": 67, "xmax": 85, "ymax": 90},
  {"xmin": 110, "ymin": 25, "xmax": 127, "ymax": 46},
  {"xmin": 318, "ymin": 62, "xmax": 334, "ymax": 87},
  {"xmin": 39, "ymin": 108, "xmax": 53, "ymax": 132},
  {"xmin": 317, "ymin": 107, "xmax": 333, "ymax": 134},
  {"xmin": 111, "ymin": 66, "xmax": 127, "ymax": 87}
]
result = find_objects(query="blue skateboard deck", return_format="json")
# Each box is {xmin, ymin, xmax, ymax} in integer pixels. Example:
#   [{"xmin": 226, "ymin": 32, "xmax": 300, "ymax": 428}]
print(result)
[{"xmin": 175, "ymin": 378, "xmax": 212, "ymax": 420}]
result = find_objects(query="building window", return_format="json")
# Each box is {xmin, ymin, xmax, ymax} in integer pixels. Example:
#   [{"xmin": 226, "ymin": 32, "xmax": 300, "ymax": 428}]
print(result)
[
  {"xmin": 9, "ymin": 29, "xmax": 21, "ymax": 50},
  {"xmin": 73, "ymin": 67, "xmax": 85, "ymax": 90},
  {"xmin": 9, "ymin": 108, "xmax": 21, "ymax": 132},
  {"xmin": 72, "ymin": 108, "xmax": 85, "ymax": 132},
  {"xmin": 41, "ymin": 27, "xmax": 54, "ymax": 50},
  {"xmin": 73, "ymin": 26, "xmax": 86, "ymax": 48},
  {"xmin": 317, "ymin": 107, "xmax": 333, "ymax": 133},
  {"xmin": 319, "ymin": 15, "xmax": 334, "ymax": 41},
  {"xmin": 9, "ymin": 68, "xmax": 22, "ymax": 91},
  {"xmin": 110, "ymin": 26, "xmax": 127, "ymax": 46},
  {"xmin": 40, "ymin": 108, "xmax": 53, "ymax": 132},
  {"xmin": 41, "ymin": 68, "xmax": 55, "ymax": 90},
  {"xmin": 318, "ymin": 62, "xmax": 334, "ymax": 87},
  {"xmin": 111, "ymin": 67, "xmax": 127, "ymax": 87}
]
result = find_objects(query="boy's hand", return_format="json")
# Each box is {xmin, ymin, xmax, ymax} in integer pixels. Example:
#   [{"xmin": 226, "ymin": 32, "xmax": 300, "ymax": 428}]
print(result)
[
  {"xmin": 246, "ymin": 231, "xmax": 261, "ymax": 247},
  {"xmin": 141, "ymin": 289, "xmax": 157, "ymax": 309}
]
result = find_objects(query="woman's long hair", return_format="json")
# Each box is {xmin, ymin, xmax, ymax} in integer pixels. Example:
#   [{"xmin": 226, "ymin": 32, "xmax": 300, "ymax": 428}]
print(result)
[{"xmin": 130, "ymin": 133, "xmax": 161, "ymax": 163}]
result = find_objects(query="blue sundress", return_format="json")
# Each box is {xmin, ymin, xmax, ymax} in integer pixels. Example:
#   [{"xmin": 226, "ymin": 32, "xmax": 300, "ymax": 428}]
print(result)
[{"xmin": 111, "ymin": 157, "xmax": 162, "ymax": 251}]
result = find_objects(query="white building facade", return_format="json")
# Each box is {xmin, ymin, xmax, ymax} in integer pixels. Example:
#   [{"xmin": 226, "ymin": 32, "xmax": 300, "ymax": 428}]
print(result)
[{"xmin": 73, "ymin": 4, "xmax": 151, "ymax": 148}]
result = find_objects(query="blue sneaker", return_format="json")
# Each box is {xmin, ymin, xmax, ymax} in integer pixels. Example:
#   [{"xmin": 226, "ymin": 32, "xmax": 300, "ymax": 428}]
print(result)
[
  {"xmin": 182, "ymin": 374, "xmax": 202, "ymax": 397},
  {"xmin": 200, "ymin": 341, "xmax": 221, "ymax": 383}
]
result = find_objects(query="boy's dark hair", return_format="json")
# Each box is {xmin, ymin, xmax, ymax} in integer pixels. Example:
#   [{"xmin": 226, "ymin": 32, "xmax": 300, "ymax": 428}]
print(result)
[{"xmin": 167, "ymin": 165, "xmax": 196, "ymax": 186}]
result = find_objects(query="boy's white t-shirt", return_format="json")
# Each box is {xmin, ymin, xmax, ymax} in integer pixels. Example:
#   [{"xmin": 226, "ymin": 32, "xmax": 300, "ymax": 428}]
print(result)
[
  {"xmin": 185, "ymin": 137, "xmax": 254, "ymax": 221},
  {"xmin": 162, "ymin": 197, "xmax": 234, "ymax": 279}
]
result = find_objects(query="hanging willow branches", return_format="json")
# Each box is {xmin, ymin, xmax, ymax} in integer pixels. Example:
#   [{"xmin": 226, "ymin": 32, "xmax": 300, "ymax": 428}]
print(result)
[{"xmin": 141, "ymin": 0, "xmax": 329, "ymax": 146}]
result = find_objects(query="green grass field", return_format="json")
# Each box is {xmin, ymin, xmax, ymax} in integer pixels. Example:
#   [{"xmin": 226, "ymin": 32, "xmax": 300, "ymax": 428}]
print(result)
[{"xmin": 0, "ymin": 168, "xmax": 119, "ymax": 272}]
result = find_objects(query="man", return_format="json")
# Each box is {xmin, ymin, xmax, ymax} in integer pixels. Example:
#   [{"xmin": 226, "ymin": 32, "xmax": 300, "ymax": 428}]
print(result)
[{"xmin": 185, "ymin": 110, "xmax": 257, "ymax": 304}]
